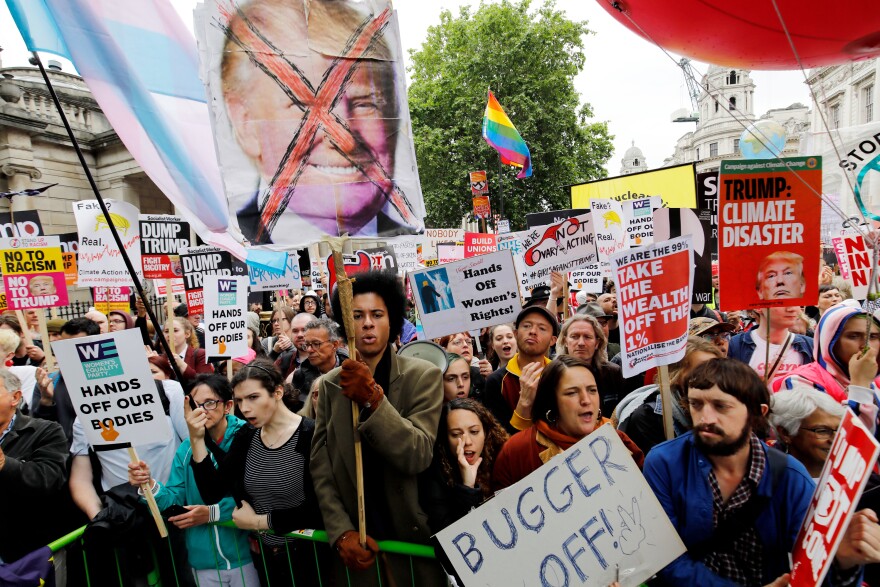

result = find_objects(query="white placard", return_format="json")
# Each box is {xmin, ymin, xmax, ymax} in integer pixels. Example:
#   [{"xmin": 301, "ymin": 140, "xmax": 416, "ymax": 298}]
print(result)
[
  {"xmin": 408, "ymin": 250, "xmax": 521, "ymax": 339},
  {"xmin": 203, "ymin": 275, "xmax": 249, "ymax": 359},
  {"xmin": 389, "ymin": 238, "xmax": 420, "ymax": 274},
  {"xmin": 591, "ymin": 199, "xmax": 628, "ymax": 277},
  {"xmin": 621, "ymin": 196, "xmax": 661, "ymax": 247},
  {"xmin": 517, "ymin": 213, "xmax": 598, "ymax": 289},
  {"xmin": 52, "ymin": 329, "xmax": 170, "ymax": 448},
  {"xmin": 570, "ymin": 266, "xmax": 603, "ymax": 294},
  {"xmin": 74, "ymin": 200, "xmax": 143, "ymax": 287},
  {"xmin": 248, "ymin": 251, "xmax": 302, "ymax": 292},
  {"xmin": 435, "ymin": 424, "xmax": 686, "ymax": 587}
]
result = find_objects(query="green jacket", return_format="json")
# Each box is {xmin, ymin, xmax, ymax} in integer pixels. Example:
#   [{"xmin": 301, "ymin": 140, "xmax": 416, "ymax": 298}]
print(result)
[{"xmin": 149, "ymin": 415, "xmax": 252, "ymax": 571}]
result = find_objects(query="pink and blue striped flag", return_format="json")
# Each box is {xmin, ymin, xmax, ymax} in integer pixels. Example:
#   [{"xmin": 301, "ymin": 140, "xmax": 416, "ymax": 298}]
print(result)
[
  {"xmin": 482, "ymin": 90, "xmax": 532, "ymax": 179},
  {"xmin": 4, "ymin": 0, "xmax": 244, "ymax": 256}
]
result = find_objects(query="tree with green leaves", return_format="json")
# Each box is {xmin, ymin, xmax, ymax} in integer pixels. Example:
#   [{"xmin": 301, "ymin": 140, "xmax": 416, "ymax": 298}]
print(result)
[{"xmin": 408, "ymin": 0, "xmax": 614, "ymax": 230}]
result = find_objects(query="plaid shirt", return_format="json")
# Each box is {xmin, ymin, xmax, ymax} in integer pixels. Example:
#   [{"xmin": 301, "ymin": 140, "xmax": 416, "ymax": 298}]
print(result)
[{"xmin": 703, "ymin": 432, "xmax": 765, "ymax": 586}]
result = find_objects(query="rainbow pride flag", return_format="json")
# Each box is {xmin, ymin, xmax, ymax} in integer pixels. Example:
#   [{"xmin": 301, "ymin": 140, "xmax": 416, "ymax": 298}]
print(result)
[{"xmin": 482, "ymin": 90, "xmax": 532, "ymax": 179}]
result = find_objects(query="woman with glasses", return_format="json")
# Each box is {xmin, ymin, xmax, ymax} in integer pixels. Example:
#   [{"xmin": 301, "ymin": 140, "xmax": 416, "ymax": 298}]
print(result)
[
  {"xmin": 299, "ymin": 290, "xmax": 324, "ymax": 318},
  {"xmin": 265, "ymin": 306, "xmax": 295, "ymax": 360},
  {"xmin": 186, "ymin": 359, "xmax": 323, "ymax": 586},
  {"xmin": 128, "ymin": 374, "xmax": 259, "ymax": 586}
]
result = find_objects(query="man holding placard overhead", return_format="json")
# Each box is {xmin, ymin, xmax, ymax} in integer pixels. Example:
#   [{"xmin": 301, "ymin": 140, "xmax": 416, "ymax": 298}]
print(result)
[{"xmin": 310, "ymin": 270, "xmax": 445, "ymax": 585}]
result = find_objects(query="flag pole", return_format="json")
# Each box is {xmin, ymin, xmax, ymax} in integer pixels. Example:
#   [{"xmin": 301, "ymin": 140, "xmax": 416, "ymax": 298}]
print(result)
[
  {"xmin": 497, "ymin": 155, "xmax": 505, "ymax": 223},
  {"xmin": 29, "ymin": 53, "xmax": 183, "ymax": 382}
]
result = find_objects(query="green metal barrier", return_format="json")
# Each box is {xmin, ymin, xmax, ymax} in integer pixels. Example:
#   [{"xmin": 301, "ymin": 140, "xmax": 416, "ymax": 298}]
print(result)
[{"xmin": 47, "ymin": 522, "xmax": 439, "ymax": 587}]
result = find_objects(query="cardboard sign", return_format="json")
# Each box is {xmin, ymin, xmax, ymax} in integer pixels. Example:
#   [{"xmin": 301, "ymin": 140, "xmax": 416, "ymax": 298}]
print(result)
[
  {"xmin": 470, "ymin": 170, "xmax": 488, "ymax": 196},
  {"xmin": 325, "ymin": 247, "xmax": 398, "ymax": 291},
  {"xmin": 0, "ymin": 211, "xmax": 44, "ymax": 238},
  {"xmin": 790, "ymin": 409, "xmax": 880, "ymax": 587},
  {"xmin": 408, "ymin": 250, "xmax": 521, "ymax": 339},
  {"xmin": 518, "ymin": 212, "xmax": 598, "ymax": 289},
  {"xmin": 613, "ymin": 236, "xmax": 693, "ymax": 378},
  {"xmin": 139, "ymin": 214, "xmax": 190, "ymax": 279},
  {"xmin": 52, "ymin": 329, "xmax": 171, "ymax": 448},
  {"xmin": 248, "ymin": 251, "xmax": 302, "ymax": 292},
  {"xmin": 621, "ymin": 197, "xmax": 661, "ymax": 247},
  {"xmin": 464, "ymin": 233, "xmax": 498, "ymax": 257},
  {"xmin": 57, "ymin": 231, "xmax": 79, "ymax": 286},
  {"xmin": 389, "ymin": 238, "xmax": 421, "ymax": 274},
  {"xmin": 473, "ymin": 195, "xmax": 491, "ymax": 219},
  {"xmin": 591, "ymin": 199, "xmax": 628, "ymax": 276},
  {"xmin": 571, "ymin": 164, "xmax": 697, "ymax": 209},
  {"xmin": 73, "ymin": 199, "xmax": 143, "ymax": 287},
  {"xmin": 717, "ymin": 157, "xmax": 822, "ymax": 310},
  {"xmin": 435, "ymin": 424, "xmax": 686, "ymax": 587},
  {"xmin": 0, "ymin": 236, "xmax": 69, "ymax": 310},
  {"xmin": 94, "ymin": 287, "xmax": 132, "ymax": 314},
  {"xmin": 831, "ymin": 230, "xmax": 877, "ymax": 300},
  {"xmin": 203, "ymin": 275, "xmax": 249, "ymax": 359},
  {"xmin": 180, "ymin": 245, "xmax": 241, "ymax": 316},
  {"xmin": 424, "ymin": 228, "xmax": 465, "ymax": 262},
  {"xmin": 654, "ymin": 172, "xmax": 717, "ymax": 305}
]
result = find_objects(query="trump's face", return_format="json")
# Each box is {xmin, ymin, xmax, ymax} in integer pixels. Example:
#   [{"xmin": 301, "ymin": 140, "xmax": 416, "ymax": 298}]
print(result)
[
  {"xmin": 757, "ymin": 259, "xmax": 805, "ymax": 299},
  {"xmin": 29, "ymin": 277, "xmax": 55, "ymax": 296}
]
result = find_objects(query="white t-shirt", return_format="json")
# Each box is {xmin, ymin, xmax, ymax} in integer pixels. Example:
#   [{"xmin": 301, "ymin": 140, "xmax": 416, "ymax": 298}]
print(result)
[
  {"xmin": 70, "ymin": 379, "xmax": 189, "ymax": 490},
  {"xmin": 748, "ymin": 332, "xmax": 805, "ymax": 381}
]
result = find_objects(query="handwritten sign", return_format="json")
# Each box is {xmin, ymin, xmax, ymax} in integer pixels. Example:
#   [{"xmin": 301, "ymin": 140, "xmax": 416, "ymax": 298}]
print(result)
[
  {"xmin": 52, "ymin": 329, "xmax": 170, "ymax": 448},
  {"xmin": 139, "ymin": 214, "xmax": 190, "ymax": 279},
  {"xmin": 790, "ymin": 409, "xmax": 880, "ymax": 587},
  {"xmin": 832, "ymin": 230, "xmax": 878, "ymax": 300},
  {"xmin": 518, "ymin": 212, "xmax": 598, "ymax": 290},
  {"xmin": 408, "ymin": 250, "xmax": 521, "ymax": 339},
  {"xmin": 203, "ymin": 275, "xmax": 249, "ymax": 359},
  {"xmin": 0, "ymin": 236, "xmax": 68, "ymax": 310},
  {"xmin": 248, "ymin": 251, "xmax": 302, "ymax": 292},
  {"xmin": 591, "ymin": 199, "xmax": 628, "ymax": 277},
  {"xmin": 435, "ymin": 424, "xmax": 686, "ymax": 587},
  {"xmin": 73, "ymin": 199, "xmax": 143, "ymax": 287},
  {"xmin": 389, "ymin": 238, "xmax": 421, "ymax": 274},
  {"xmin": 612, "ymin": 237, "xmax": 693, "ymax": 378}
]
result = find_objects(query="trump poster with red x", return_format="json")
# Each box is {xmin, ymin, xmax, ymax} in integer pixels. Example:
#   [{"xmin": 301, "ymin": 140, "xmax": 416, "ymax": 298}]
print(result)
[{"xmin": 195, "ymin": 0, "xmax": 425, "ymax": 248}]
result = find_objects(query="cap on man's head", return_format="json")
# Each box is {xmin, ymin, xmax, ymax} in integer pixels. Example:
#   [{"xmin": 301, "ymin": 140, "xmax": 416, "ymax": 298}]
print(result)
[
  {"xmin": 174, "ymin": 303, "xmax": 189, "ymax": 318},
  {"xmin": 524, "ymin": 285, "xmax": 551, "ymax": 308},
  {"xmin": 577, "ymin": 302, "xmax": 615, "ymax": 319},
  {"xmin": 514, "ymin": 305, "xmax": 560, "ymax": 337},
  {"xmin": 688, "ymin": 317, "xmax": 735, "ymax": 337}
]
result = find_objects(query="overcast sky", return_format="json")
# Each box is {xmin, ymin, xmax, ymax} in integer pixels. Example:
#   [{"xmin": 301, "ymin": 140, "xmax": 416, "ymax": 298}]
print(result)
[{"xmin": 0, "ymin": 0, "xmax": 813, "ymax": 175}]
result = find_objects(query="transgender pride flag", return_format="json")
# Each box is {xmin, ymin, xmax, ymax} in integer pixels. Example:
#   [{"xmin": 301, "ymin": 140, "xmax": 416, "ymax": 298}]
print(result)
[
  {"xmin": 482, "ymin": 90, "xmax": 533, "ymax": 179},
  {"xmin": 4, "ymin": 0, "xmax": 243, "ymax": 256}
]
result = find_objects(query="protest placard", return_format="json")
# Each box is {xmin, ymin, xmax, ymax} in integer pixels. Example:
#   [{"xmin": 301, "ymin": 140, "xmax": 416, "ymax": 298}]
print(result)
[
  {"xmin": 571, "ymin": 163, "xmax": 697, "ymax": 209},
  {"xmin": 94, "ymin": 287, "xmax": 132, "ymax": 314},
  {"xmin": 435, "ymin": 424, "xmax": 686, "ymax": 587},
  {"xmin": 497, "ymin": 232, "xmax": 530, "ymax": 295},
  {"xmin": 470, "ymin": 170, "xmax": 488, "ymax": 196},
  {"xmin": 496, "ymin": 219, "xmax": 510, "ymax": 234},
  {"xmin": 717, "ymin": 157, "xmax": 822, "ymax": 310},
  {"xmin": 155, "ymin": 278, "xmax": 185, "ymax": 298},
  {"xmin": 325, "ymin": 247, "xmax": 398, "ymax": 291},
  {"xmin": 139, "ymin": 215, "xmax": 190, "ymax": 279},
  {"xmin": 389, "ymin": 238, "xmax": 421, "ymax": 274},
  {"xmin": 57, "ymin": 231, "xmax": 79, "ymax": 286},
  {"xmin": 526, "ymin": 208, "xmax": 589, "ymax": 229},
  {"xmin": 0, "ymin": 211, "xmax": 44, "ymax": 238},
  {"xmin": 438, "ymin": 242, "xmax": 466, "ymax": 265},
  {"xmin": 180, "ymin": 245, "xmax": 241, "ymax": 316},
  {"xmin": 73, "ymin": 200, "xmax": 143, "ymax": 287},
  {"xmin": 52, "ymin": 329, "xmax": 171, "ymax": 448},
  {"xmin": 464, "ymin": 233, "xmax": 498, "ymax": 257},
  {"xmin": 0, "ymin": 236, "xmax": 68, "ymax": 310},
  {"xmin": 518, "ymin": 213, "xmax": 598, "ymax": 288},
  {"xmin": 570, "ymin": 267, "xmax": 603, "ymax": 294},
  {"xmin": 591, "ymin": 199, "xmax": 628, "ymax": 276},
  {"xmin": 203, "ymin": 275, "xmax": 249, "ymax": 359},
  {"xmin": 473, "ymin": 196, "xmax": 492, "ymax": 219},
  {"xmin": 790, "ymin": 409, "xmax": 880, "ymax": 587},
  {"xmin": 612, "ymin": 236, "xmax": 693, "ymax": 378},
  {"xmin": 424, "ymin": 228, "xmax": 465, "ymax": 262},
  {"xmin": 621, "ymin": 197, "xmax": 661, "ymax": 247},
  {"xmin": 831, "ymin": 230, "xmax": 877, "ymax": 300},
  {"xmin": 408, "ymin": 250, "xmax": 521, "ymax": 339},
  {"xmin": 248, "ymin": 251, "xmax": 302, "ymax": 292}
]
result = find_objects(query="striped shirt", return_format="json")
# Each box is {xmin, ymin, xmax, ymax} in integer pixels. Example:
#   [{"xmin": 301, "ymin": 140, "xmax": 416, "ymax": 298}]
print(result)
[{"xmin": 244, "ymin": 427, "xmax": 305, "ymax": 546}]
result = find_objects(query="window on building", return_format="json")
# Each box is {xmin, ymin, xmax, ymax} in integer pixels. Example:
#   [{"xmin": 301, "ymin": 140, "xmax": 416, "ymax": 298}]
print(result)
[
  {"xmin": 729, "ymin": 70, "xmax": 738, "ymax": 85},
  {"xmin": 830, "ymin": 103, "xmax": 840, "ymax": 129},
  {"xmin": 865, "ymin": 85, "xmax": 874, "ymax": 123},
  {"xmin": 633, "ymin": 158, "xmax": 639, "ymax": 166},
  {"xmin": 734, "ymin": 138, "xmax": 740, "ymax": 154},
  {"xmin": 729, "ymin": 96, "xmax": 737, "ymax": 110},
  {"xmin": 714, "ymin": 99, "xmax": 719, "ymax": 113},
  {"xmin": 710, "ymin": 142, "xmax": 718, "ymax": 157},
  {"xmin": 696, "ymin": 147, "xmax": 700, "ymax": 160}
]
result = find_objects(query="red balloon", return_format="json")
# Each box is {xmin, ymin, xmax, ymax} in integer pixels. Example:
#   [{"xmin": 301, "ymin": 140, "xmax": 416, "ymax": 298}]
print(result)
[{"xmin": 596, "ymin": 0, "xmax": 880, "ymax": 70}]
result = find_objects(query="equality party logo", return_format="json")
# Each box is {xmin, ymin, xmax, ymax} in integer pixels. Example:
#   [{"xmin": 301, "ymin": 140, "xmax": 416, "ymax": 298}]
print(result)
[
  {"xmin": 76, "ymin": 340, "xmax": 124, "ymax": 380},
  {"xmin": 217, "ymin": 279, "xmax": 237, "ymax": 306}
]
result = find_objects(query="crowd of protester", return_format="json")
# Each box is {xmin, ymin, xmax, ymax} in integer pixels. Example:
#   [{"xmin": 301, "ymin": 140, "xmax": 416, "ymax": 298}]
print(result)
[{"xmin": 3, "ymin": 267, "xmax": 880, "ymax": 586}]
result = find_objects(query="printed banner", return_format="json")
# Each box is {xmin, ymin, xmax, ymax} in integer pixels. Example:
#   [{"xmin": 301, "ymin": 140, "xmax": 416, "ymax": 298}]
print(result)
[
  {"xmin": 571, "ymin": 163, "xmax": 697, "ymax": 209},
  {"xmin": 590, "ymin": 199, "xmax": 627, "ymax": 276},
  {"xmin": 57, "ymin": 231, "xmax": 79, "ymax": 286},
  {"xmin": 613, "ymin": 236, "xmax": 693, "ymax": 378},
  {"xmin": 0, "ymin": 211, "xmax": 44, "ymax": 238},
  {"xmin": 408, "ymin": 250, "xmax": 521, "ymax": 339},
  {"xmin": 194, "ymin": 0, "xmax": 425, "ymax": 247},
  {"xmin": 654, "ymin": 171, "xmax": 718, "ymax": 305},
  {"xmin": 325, "ymin": 247, "xmax": 398, "ymax": 291},
  {"xmin": 464, "ymin": 233, "xmax": 497, "ymax": 258},
  {"xmin": 435, "ymin": 424, "xmax": 686, "ymax": 587},
  {"xmin": 0, "ymin": 236, "xmax": 68, "ymax": 310},
  {"xmin": 790, "ymin": 409, "xmax": 880, "ymax": 587},
  {"xmin": 180, "ymin": 246, "xmax": 244, "ymax": 316},
  {"xmin": 472, "ymin": 196, "xmax": 491, "ymax": 219},
  {"xmin": 203, "ymin": 275, "xmax": 249, "ymax": 359},
  {"xmin": 52, "ymin": 329, "xmax": 171, "ymax": 448},
  {"xmin": 622, "ymin": 197, "xmax": 661, "ymax": 247},
  {"xmin": 831, "ymin": 230, "xmax": 877, "ymax": 300},
  {"xmin": 518, "ymin": 212, "xmax": 598, "ymax": 288},
  {"xmin": 248, "ymin": 251, "xmax": 302, "ymax": 292},
  {"xmin": 93, "ymin": 287, "xmax": 131, "ymax": 314},
  {"xmin": 469, "ymin": 170, "xmax": 488, "ymax": 196},
  {"xmin": 139, "ymin": 215, "xmax": 190, "ymax": 279},
  {"xmin": 73, "ymin": 200, "xmax": 143, "ymax": 287},
  {"xmin": 155, "ymin": 278, "xmax": 185, "ymax": 298},
  {"xmin": 717, "ymin": 157, "xmax": 822, "ymax": 310}
]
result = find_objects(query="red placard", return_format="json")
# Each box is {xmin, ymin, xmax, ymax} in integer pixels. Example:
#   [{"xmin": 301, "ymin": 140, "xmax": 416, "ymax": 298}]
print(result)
[
  {"xmin": 717, "ymin": 157, "xmax": 822, "ymax": 310},
  {"xmin": 790, "ymin": 409, "xmax": 880, "ymax": 586},
  {"xmin": 464, "ymin": 233, "xmax": 498, "ymax": 258},
  {"xmin": 94, "ymin": 287, "xmax": 132, "ymax": 314},
  {"xmin": 472, "ymin": 195, "xmax": 491, "ymax": 219},
  {"xmin": 469, "ymin": 170, "xmax": 488, "ymax": 196}
]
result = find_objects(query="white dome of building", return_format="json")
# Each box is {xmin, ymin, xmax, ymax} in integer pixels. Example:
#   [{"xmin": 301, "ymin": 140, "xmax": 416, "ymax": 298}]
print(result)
[{"xmin": 620, "ymin": 141, "xmax": 648, "ymax": 175}]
